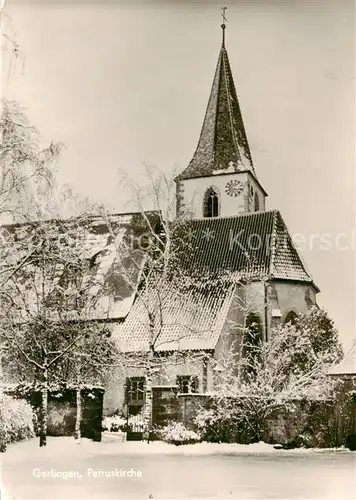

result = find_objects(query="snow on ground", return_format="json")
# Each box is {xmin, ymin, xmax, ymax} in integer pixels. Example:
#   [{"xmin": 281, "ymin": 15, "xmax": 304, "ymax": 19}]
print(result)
[
  {"xmin": 98, "ymin": 434, "xmax": 354, "ymax": 456},
  {"xmin": 2, "ymin": 436, "xmax": 356, "ymax": 500},
  {"xmin": 3, "ymin": 433, "xmax": 355, "ymax": 464}
]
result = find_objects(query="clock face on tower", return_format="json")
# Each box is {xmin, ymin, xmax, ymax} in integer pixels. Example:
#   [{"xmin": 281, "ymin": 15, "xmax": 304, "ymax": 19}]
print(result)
[{"xmin": 225, "ymin": 179, "xmax": 244, "ymax": 197}]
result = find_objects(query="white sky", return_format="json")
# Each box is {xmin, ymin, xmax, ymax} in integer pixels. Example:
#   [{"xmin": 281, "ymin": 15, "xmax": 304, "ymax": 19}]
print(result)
[{"xmin": 3, "ymin": 0, "xmax": 355, "ymax": 349}]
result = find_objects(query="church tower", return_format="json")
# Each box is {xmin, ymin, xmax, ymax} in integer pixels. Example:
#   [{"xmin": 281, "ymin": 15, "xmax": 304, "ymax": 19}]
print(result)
[{"xmin": 175, "ymin": 23, "xmax": 267, "ymax": 219}]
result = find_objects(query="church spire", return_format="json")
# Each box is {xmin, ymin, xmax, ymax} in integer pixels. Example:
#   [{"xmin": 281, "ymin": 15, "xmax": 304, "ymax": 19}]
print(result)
[{"xmin": 177, "ymin": 14, "xmax": 256, "ymax": 181}]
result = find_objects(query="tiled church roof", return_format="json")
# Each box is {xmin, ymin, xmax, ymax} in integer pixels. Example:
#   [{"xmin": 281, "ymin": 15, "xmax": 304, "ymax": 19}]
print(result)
[
  {"xmin": 2, "ymin": 207, "xmax": 317, "ymax": 342},
  {"xmin": 177, "ymin": 44, "xmax": 255, "ymax": 181},
  {"xmin": 110, "ymin": 209, "xmax": 318, "ymax": 353},
  {"xmin": 177, "ymin": 210, "xmax": 317, "ymax": 287}
]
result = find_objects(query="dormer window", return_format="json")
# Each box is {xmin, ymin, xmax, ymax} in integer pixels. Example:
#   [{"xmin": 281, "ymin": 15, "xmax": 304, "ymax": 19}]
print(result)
[{"xmin": 203, "ymin": 187, "xmax": 219, "ymax": 217}]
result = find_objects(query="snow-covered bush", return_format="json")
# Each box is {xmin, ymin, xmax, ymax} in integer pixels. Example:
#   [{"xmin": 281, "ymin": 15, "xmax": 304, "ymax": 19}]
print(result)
[
  {"xmin": 194, "ymin": 403, "xmax": 246, "ymax": 443},
  {"xmin": 102, "ymin": 414, "xmax": 126, "ymax": 432},
  {"xmin": 127, "ymin": 415, "xmax": 145, "ymax": 432},
  {"xmin": 0, "ymin": 394, "xmax": 35, "ymax": 450},
  {"xmin": 102, "ymin": 413, "xmax": 145, "ymax": 432},
  {"xmin": 194, "ymin": 407, "xmax": 229, "ymax": 442},
  {"xmin": 156, "ymin": 421, "xmax": 200, "ymax": 445},
  {"xmin": 205, "ymin": 307, "xmax": 341, "ymax": 444}
]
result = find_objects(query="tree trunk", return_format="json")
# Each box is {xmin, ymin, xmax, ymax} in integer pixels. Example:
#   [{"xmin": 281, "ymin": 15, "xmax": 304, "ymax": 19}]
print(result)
[
  {"xmin": 142, "ymin": 350, "xmax": 154, "ymax": 443},
  {"xmin": 39, "ymin": 368, "xmax": 48, "ymax": 447},
  {"xmin": 0, "ymin": 356, "xmax": 7, "ymax": 452},
  {"xmin": 0, "ymin": 394, "xmax": 7, "ymax": 452},
  {"xmin": 74, "ymin": 386, "xmax": 81, "ymax": 440}
]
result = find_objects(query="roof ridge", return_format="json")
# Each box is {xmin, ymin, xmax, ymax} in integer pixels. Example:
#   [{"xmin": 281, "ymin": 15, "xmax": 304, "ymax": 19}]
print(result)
[
  {"xmin": 222, "ymin": 48, "xmax": 240, "ymax": 165},
  {"xmin": 186, "ymin": 209, "xmax": 278, "ymax": 223},
  {"xmin": 2, "ymin": 210, "xmax": 161, "ymax": 230},
  {"xmin": 212, "ymin": 48, "xmax": 223, "ymax": 166}
]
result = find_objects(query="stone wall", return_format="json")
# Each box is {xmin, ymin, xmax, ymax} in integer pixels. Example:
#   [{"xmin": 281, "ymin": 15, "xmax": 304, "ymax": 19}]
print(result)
[
  {"xmin": 264, "ymin": 400, "xmax": 336, "ymax": 447},
  {"xmin": 152, "ymin": 387, "xmax": 180, "ymax": 429},
  {"xmin": 47, "ymin": 397, "xmax": 77, "ymax": 436},
  {"xmin": 103, "ymin": 352, "xmax": 213, "ymax": 416},
  {"xmin": 176, "ymin": 388, "xmax": 356, "ymax": 449},
  {"xmin": 177, "ymin": 394, "xmax": 212, "ymax": 426},
  {"xmin": 7, "ymin": 386, "xmax": 104, "ymax": 441}
]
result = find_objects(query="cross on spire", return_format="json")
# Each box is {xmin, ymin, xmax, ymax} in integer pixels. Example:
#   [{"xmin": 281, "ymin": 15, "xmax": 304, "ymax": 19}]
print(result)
[{"xmin": 221, "ymin": 6, "xmax": 227, "ymax": 47}]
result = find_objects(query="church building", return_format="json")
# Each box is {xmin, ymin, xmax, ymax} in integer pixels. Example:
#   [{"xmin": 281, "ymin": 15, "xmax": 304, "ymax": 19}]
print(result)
[
  {"xmin": 0, "ymin": 21, "xmax": 320, "ymax": 422},
  {"xmin": 103, "ymin": 23, "xmax": 320, "ymax": 416}
]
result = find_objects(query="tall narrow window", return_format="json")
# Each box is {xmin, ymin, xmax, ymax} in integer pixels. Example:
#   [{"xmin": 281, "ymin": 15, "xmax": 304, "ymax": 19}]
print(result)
[
  {"xmin": 254, "ymin": 192, "xmax": 260, "ymax": 212},
  {"xmin": 245, "ymin": 313, "xmax": 263, "ymax": 348},
  {"xmin": 242, "ymin": 313, "xmax": 263, "ymax": 375},
  {"xmin": 125, "ymin": 377, "xmax": 145, "ymax": 406},
  {"xmin": 203, "ymin": 187, "xmax": 219, "ymax": 217}
]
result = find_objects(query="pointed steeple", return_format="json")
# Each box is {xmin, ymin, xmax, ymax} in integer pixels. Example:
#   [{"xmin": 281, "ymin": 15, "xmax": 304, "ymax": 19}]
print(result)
[{"xmin": 178, "ymin": 24, "xmax": 255, "ymax": 181}]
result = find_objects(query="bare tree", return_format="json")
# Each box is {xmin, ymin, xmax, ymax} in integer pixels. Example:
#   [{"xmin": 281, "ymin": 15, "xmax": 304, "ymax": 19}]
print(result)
[
  {"xmin": 199, "ymin": 307, "xmax": 342, "ymax": 443},
  {"xmin": 0, "ymin": 8, "xmax": 115, "ymax": 449},
  {"xmin": 0, "ymin": 210, "xmax": 119, "ymax": 447},
  {"xmin": 0, "ymin": 99, "xmax": 64, "ymax": 223}
]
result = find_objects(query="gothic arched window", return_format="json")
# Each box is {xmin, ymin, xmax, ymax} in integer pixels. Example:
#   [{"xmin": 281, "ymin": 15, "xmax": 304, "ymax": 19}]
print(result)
[
  {"xmin": 284, "ymin": 311, "xmax": 298, "ymax": 326},
  {"xmin": 203, "ymin": 187, "xmax": 219, "ymax": 218},
  {"xmin": 254, "ymin": 192, "xmax": 260, "ymax": 212}
]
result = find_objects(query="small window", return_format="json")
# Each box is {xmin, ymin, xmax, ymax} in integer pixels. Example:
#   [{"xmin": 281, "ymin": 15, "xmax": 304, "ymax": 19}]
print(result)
[
  {"xmin": 254, "ymin": 192, "xmax": 259, "ymax": 212},
  {"xmin": 284, "ymin": 311, "xmax": 298, "ymax": 326},
  {"xmin": 203, "ymin": 187, "xmax": 219, "ymax": 218},
  {"xmin": 176, "ymin": 375, "xmax": 198, "ymax": 394},
  {"xmin": 125, "ymin": 377, "xmax": 145, "ymax": 405}
]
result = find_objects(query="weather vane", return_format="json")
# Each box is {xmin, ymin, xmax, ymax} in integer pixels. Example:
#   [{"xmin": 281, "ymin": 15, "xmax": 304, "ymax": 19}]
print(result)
[
  {"xmin": 221, "ymin": 6, "xmax": 227, "ymax": 25},
  {"xmin": 221, "ymin": 6, "xmax": 227, "ymax": 47}
]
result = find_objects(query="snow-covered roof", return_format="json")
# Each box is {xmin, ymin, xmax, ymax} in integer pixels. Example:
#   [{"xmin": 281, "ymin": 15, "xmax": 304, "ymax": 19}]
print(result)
[
  {"xmin": 3, "ymin": 206, "xmax": 317, "ymax": 351},
  {"xmin": 328, "ymin": 341, "xmax": 356, "ymax": 376},
  {"xmin": 111, "ymin": 282, "xmax": 235, "ymax": 352},
  {"xmin": 2, "ymin": 212, "xmax": 159, "ymax": 322}
]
